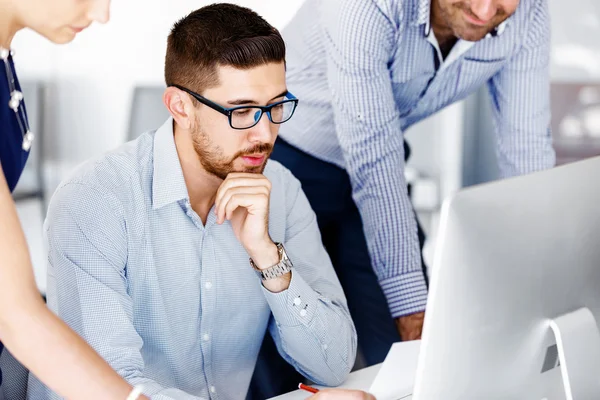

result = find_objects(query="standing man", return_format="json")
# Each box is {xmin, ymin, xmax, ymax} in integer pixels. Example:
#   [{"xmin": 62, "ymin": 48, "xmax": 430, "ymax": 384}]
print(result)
[{"xmin": 266, "ymin": 0, "xmax": 555, "ymax": 385}]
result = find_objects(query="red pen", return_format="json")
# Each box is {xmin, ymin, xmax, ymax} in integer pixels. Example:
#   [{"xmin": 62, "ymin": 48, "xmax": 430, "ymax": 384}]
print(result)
[{"xmin": 298, "ymin": 383, "xmax": 319, "ymax": 394}]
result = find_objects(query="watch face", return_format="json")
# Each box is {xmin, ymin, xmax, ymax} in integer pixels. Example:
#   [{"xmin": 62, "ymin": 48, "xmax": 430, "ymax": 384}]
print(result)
[
  {"xmin": 276, "ymin": 243, "xmax": 285, "ymax": 256},
  {"xmin": 278, "ymin": 243, "xmax": 291, "ymax": 261}
]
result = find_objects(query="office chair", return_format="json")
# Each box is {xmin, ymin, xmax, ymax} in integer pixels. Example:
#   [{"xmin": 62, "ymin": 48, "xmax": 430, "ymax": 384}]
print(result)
[{"xmin": 127, "ymin": 85, "xmax": 170, "ymax": 141}]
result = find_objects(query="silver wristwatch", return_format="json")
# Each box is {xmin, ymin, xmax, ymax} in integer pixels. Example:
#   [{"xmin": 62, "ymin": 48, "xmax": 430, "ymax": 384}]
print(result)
[{"xmin": 250, "ymin": 242, "xmax": 293, "ymax": 281}]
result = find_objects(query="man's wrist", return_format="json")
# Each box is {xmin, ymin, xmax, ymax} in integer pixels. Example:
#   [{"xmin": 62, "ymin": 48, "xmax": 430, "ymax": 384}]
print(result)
[
  {"xmin": 247, "ymin": 240, "xmax": 279, "ymax": 270},
  {"xmin": 251, "ymin": 242, "xmax": 292, "ymax": 293}
]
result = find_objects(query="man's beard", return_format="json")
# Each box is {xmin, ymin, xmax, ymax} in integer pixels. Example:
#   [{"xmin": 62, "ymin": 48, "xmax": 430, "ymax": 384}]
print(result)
[
  {"xmin": 191, "ymin": 127, "xmax": 273, "ymax": 180},
  {"xmin": 439, "ymin": 1, "xmax": 510, "ymax": 42}
]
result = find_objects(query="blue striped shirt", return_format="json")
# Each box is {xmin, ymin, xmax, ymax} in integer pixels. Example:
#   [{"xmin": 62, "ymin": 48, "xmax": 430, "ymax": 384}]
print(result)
[
  {"xmin": 27, "ymin": 119, "xmax": 357, "ymax": 400},
  {"xmin": 280, "ymin": 0, "xmax": 555, "ymax": 318}
]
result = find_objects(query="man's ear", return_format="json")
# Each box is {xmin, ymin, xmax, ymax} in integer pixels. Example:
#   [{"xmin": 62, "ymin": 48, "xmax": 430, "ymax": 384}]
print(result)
[{"xmin": 163, "ymin": 87, "xmax": 195, "ymax": 130}]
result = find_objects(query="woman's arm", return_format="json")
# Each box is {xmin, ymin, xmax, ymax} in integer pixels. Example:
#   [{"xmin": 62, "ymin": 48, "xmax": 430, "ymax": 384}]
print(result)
[{"xmin": 0, "ymin": 167, "xmax": 148, "ymax": 400}]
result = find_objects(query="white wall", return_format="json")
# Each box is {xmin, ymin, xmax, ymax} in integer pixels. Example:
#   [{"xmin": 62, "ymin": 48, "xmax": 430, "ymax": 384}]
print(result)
[
  {"xmin": 549, "ymin": 0, "xmax": 600, "ymax": 81},
  {"xmin": 13, "ymin": 0, "xmax": 305, "ymax": 189}
]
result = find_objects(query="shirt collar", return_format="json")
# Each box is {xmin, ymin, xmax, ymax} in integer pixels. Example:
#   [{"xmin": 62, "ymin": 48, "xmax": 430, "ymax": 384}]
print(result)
[
  {"xmin": 152, "ymin": 117, "xmax": 189, "ymax": 209},
  {"xmin": 418, "ymin": 0, "xmax": 509, "ymax": 38}
]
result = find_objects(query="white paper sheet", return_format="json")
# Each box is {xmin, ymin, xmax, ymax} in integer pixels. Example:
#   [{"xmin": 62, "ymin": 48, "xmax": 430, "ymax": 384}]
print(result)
[{"xmin": 368, "ymin": 340, "xmax": 421, "ymax": 400}]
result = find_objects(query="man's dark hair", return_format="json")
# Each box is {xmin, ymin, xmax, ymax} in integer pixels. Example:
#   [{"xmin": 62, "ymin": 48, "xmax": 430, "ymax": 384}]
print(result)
[{"xmin": 165, "ymin": 3, "xmax": 285, "ymax": 94}]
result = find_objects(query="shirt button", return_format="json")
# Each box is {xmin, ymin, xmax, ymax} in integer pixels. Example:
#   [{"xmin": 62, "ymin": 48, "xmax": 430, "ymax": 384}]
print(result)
[
  {"xmin": 210, "ymin": 386, "xmax": 216, "ymax": 394},
  {"xmin": 203, "ymin": 334, "xmax": 210, "ymax": 342},
  {"xmin": 322, "ymin": 344, "xmax": 328, "ymax": 350},
  {"xmin": 205, "ymin": 282, "xmax": 213, "ymax": 289},
  {"xmin": 300, "ymin": 309, "xmax": 307, "ymax": 317},
  {"xmin": 293, "ymin": 297, "xmax": 301, "ymax": 306}
]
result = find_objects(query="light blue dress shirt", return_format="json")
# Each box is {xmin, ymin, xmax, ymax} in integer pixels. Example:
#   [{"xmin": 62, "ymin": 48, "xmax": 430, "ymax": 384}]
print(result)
[
  {"xmin": 280, "ymin": 0, "xmax": 556, "ymax": 318},
  {"xmin": 27, "ymin": 119, "xmax": 357, "ymax": 400}
]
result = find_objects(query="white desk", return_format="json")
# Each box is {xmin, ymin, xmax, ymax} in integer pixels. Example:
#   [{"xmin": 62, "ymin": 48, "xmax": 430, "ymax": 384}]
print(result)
[
  {"xmin": 271, "ymin": 341, "xmax": 421, "ymax": 400},
  {"xmin": 269, "ymin": 364, "xmax": 382, "ymax": 400}
]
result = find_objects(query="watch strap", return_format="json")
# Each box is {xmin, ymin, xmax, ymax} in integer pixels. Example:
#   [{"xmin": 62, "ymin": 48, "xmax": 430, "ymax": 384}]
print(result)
[{"xmin": 250, "ymin": 243, "xmax": 293, "ymax": 281}]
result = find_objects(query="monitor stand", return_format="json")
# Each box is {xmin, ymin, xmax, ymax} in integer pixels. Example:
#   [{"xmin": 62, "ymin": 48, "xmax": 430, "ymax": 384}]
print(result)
[{"xmin": 550, "ymin": 307, "xmax": 600, "ymax": 400}]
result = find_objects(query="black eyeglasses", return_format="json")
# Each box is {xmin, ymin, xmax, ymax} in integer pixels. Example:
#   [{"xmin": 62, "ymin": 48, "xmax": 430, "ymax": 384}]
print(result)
[{"xmin": 172, "ymin": 84, "xmax": 299, "ymax": 130}]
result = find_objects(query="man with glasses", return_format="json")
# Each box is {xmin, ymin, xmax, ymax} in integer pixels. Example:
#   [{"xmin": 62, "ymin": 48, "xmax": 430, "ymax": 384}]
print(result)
[{"xmin": 28, "ymin": 4, "xmax": 357, "ymax": 399}]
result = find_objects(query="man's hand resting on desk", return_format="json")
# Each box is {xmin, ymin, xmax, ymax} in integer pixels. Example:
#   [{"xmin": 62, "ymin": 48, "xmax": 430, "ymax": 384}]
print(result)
[
  {"xmin": 395, "ymin": 311, "xmax": 425, "ymax": 341},
  {"xmin": 309, "ymin": 389, "xmax": 376, "ymax": 399}
]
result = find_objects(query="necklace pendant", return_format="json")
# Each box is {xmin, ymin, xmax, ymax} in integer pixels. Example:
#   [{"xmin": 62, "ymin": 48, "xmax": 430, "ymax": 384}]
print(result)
[
  {"xmin": 11, "ymin": 90, "xmax": 23, "ymax": 101},
  {"xmin": 8, "ymin": 98, "xmax": 20, "ymax": 111},
  {"xmin": 22, "ymin": 130, "xmax": 34, "ymax": 152},
  {"xmin": 8, "ymin": 90, "xmax": 23, "ymax": 111}
]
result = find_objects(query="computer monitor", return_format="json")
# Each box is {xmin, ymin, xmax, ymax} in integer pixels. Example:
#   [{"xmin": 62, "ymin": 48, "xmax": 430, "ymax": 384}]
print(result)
[{"xmin": 413, "ymin": 156, "xmax": 600, "ymax": 400}]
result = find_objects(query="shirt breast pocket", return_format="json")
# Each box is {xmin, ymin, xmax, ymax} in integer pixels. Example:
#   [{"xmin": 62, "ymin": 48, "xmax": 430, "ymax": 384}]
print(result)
[{"xmin": 454, "ymin": 57, "xmax": 507, "ymax": 101}]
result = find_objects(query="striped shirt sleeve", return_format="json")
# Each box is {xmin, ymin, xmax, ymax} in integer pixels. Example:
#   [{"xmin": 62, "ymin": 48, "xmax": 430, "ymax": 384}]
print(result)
[
  {"xmin": 320, "ymin": 0, "xmax": 428, "ymax": 318},
  {"xmin": 487, "ymin": 0, "xmax": 556, "ymax": 177}
]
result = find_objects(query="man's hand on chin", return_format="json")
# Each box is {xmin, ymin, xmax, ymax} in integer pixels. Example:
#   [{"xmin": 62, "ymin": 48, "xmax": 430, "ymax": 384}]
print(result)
[{"xmin": 215, "ymin": 172, "xmax": 290, "ymax": 292}]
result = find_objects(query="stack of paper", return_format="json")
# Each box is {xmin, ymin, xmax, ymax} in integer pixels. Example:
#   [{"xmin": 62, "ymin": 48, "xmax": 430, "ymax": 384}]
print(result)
[{"xmin": 368, "ymin": 340, "xmax": 421, "ymax": 400}]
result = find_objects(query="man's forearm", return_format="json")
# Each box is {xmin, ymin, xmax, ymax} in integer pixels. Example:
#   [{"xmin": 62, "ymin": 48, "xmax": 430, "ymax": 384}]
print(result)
[
  {"xmin": 263, "ymin": 271, "xmax": 356, "ymax": 386},
  {"xmin": 346, "ymin": 155, "xmax": 428, "ymax": 317}
]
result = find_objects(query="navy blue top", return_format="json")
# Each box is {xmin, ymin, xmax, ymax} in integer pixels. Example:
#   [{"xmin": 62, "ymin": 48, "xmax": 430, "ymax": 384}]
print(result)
[
  {"xmin": 0, "ymin": 53, "xmax": 30, "ymax": 387},
  {"xmin": 1, "ymin": 54, "xmax": 29, "ymax": 192}
]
